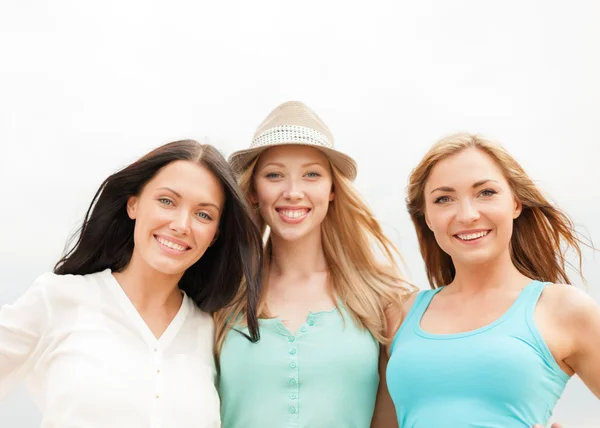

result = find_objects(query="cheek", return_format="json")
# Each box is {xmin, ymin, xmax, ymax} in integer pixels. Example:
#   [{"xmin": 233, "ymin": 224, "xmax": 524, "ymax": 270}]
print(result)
[
  {"xmin": 492, "ymin": 208, "xmax": 516, "ymax": 237},
  {"xmin": 255, "ymin": 187, "xmax": 278, "ymax": 216},
  {"xmin": 485, "ymin": 202, "xmax": 515, "ymax": 229},
  {"xmin": 255, "ymin": 183, "xmax": 280, "ymax": 206},
  {"xmin": 425, "ymin": 207, "xmax": 452, "ymax": 235},
  {"xmin": 311, "ymin": 182, "xmax": 333, "ymax": 204},
  {"xmin": 133, "ymin": 205, "xmax": 164, "ymax": 236},
  {"xmin": 192, "ymin": 223, "xmax": 219, "ymax": 247}
]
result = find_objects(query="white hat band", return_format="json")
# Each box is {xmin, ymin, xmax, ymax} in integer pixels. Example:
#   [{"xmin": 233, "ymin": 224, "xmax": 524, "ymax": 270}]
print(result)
[{"xmin": 251, "ymin": 125, "xmax": 333, "ymax": 149}]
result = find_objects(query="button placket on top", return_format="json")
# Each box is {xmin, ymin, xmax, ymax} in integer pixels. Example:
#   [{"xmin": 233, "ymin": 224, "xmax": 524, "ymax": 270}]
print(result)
[
  {"xmin": 105, "ymin": 274, "xmax": 192, "ymax": 428},
  {"xmin": 151, "ymin": 342, "xmax": 164, "ymax": 428},
  {"xmin": 287, "ymin": 333, "xmax": 299, "ymax": 420},
  {"xmin": 287, "ymin": 317, "xmax": 315, "ymax": 422}
]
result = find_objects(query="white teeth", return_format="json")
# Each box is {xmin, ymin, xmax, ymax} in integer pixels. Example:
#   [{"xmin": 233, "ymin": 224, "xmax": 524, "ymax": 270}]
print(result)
[
  {"xmin": 457, "ymin": 231, "xmax": 488, "ymax": 241},
  {"xmin": 279, "ymin": 209, "xmax": 308, "ymax": 219},
  {"xmin": 157, "ymin": 237, "xmax": 187, "ymax": 251}
]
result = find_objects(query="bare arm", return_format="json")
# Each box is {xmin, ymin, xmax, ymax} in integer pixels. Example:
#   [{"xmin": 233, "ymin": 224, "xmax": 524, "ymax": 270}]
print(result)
[
  {"xmin": 539, "ymin": 283, "xmax": 600, "ymax": 399},
  {"xmin": 370, "ymin": 347, "xmax": 398, "ymax": 428},
  {"xmin": 561, "ymin": 286, "xmax": 600, "ymax": 398},
  {"xmin": 370, "ymin": 292, "xmax": 418, "ymax": 428}
]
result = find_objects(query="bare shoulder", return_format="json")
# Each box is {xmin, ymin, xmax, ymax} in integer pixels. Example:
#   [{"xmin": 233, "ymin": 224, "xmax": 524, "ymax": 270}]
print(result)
[
  {"xmin": 401, "ymin": 291, "xmax": 419, "ymax": 317},
  {"xmin": 385, "ymin": 290, "xmax": 419, "ymax": 324},
  {"xmin": 538, "ymin": 283, "xmax": 600, "ymax": 382},
  {"xmin": 383, "ymin": 289, "xmax": 420, "ymax": 355},
  {"xmin": 540, "ymin": 283, "xmax": 596, "ymax": 312},
  {"xmin": 539, "ymin": 283, "xmax": 600, "ymax": 328}
]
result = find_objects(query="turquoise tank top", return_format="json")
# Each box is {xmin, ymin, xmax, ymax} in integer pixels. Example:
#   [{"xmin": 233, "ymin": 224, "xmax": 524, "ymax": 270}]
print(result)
[
  {"xmin": 218, "ymin": 305, "xmax": 379, "ymax": 428},
  {"xmin": 387, "ymin": 280, "xmax": 570, "ymax": 428}
]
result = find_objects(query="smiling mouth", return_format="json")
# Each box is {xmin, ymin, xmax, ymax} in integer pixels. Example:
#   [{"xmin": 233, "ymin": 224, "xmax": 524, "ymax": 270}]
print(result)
[
  {"xmin": 155, "ymin": 236, "xmax": 191, "ymax": 252},
  {"xmin": 276, "ymin": 208, "xmax": 311, "ymax": 219},
  {"xmin": 454, "ymin": 230, "xmax": 491, "ymax": 242}
]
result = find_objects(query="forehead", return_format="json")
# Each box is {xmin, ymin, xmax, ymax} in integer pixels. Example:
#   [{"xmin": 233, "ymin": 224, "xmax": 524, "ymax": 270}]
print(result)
[
  {"xmin": 147, "ymin": 160, "xmax": 225, "ymax": 205},
  {"xmin": 256, "ymin": 145, "xmax": 330, "ymax": 168},
  {"xmin": 426, "ymin": 148, "xmax": 507, "ymax": 189}
]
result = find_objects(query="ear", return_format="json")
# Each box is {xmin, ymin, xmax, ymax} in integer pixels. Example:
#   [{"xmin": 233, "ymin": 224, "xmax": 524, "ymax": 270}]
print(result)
[
  {"xmin": 329, "ymin": 189, "xmax": 335, "ymax": 202},
  {"xmin": 513, "ymin": 196, "xmax": 523, "ymax": 219},
  {"xmin": 209, "ymin": 228, "xmax": 220, "ymax": 246},
  {"xmin": 249, "ymin": 189, "xmax": 258, "ymax": 206},
  {"xmin": 424, "ymin": 210, "xmax": 433, "ymax": 231},
  {"xmin": 126, "ymin": 196, "xmax": 139, "ymax": 220}
]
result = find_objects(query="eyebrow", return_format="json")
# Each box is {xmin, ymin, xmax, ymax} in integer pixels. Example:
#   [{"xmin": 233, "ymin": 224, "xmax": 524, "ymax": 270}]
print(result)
[
  {"xmin": 157, "ymin": 187, "xmax": 221, "ymax": 212},
  {"xmin": 261, "ymin": 162, "xmax": 285, "ymax": 168},
  {"xmin": 261, "ymin": 162, "xmax": 326, "ymax": 169},
  {"xmin": 429, "ymin": 179, "xmax": 499, "ymax": 195}
]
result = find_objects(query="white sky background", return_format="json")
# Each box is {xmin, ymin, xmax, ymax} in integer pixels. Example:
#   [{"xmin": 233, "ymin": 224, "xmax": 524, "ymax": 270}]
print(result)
[{"xmin": 1, "ymin": 0, "xmax": 599, "ymax": 426}]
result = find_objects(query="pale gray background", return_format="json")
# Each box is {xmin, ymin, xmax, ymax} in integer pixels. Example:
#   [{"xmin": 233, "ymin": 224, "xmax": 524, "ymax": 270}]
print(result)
[{"xmin": 0, "ymin": 0, "xmax": 598, "ymax": 427}]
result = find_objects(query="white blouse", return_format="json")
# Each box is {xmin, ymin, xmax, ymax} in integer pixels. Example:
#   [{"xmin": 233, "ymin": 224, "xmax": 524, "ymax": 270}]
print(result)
[{"xmin": 0, "ymin": 269, "xmax": 220, "ymax": 428}]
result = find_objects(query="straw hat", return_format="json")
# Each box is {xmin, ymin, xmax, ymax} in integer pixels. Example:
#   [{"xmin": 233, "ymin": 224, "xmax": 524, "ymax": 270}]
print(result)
[{"xmin": 228, "ymin": 101, "xmax": 357, "ymax": 180}]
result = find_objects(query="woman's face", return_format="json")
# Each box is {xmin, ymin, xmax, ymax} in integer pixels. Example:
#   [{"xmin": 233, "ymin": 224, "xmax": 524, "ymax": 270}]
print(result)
[
  {"xmin": 423, "ymin": 148, "xmax": 522, "ymax": 269},
  {"xmin": 127, "ymin": 160, "xmax": 225, "ymax": 277},
  {"xmin": 253, "ymin": 145, "xmax": 334, "ymax": 243}
]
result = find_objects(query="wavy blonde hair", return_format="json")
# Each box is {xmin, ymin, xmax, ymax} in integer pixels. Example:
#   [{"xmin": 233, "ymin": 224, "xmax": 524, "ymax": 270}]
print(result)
[
  {"xmin": 407, "ymin": 132, "xmax": 587, "ymax": 289},
  {"xmin": 215, "ymin": 154, "xmax": 415, "ymax": 355}
]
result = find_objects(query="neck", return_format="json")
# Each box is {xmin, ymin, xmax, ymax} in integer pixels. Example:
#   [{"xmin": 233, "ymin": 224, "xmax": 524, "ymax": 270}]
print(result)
[
  {"xmin": 269, "ymin": 229, "xmax": 328, "ymax": 279},
  {"xmin": 449, "ymin": 249, "xmax": 531, "ymax": 294},
  {"xmin": 113, "ymin": 253, "xmax": 183, "ymax": 311}
]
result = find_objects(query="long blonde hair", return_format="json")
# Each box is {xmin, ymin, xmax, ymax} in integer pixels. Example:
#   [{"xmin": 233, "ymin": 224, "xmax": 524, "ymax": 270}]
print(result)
[
  {"xmin": 215, "ymin": 155, "xmax": 415, "ymax": 354},
  {"xmin": 407, "ymin": 133, "xmax": 586, "ymax": 289}
]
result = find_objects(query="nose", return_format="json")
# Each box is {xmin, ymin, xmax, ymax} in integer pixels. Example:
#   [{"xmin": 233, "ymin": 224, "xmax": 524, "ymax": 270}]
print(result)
[
  {"xmin": 170, "ymin": 209, "xmax": 191, "ymax": 235},
  {"xmin": 282, "ymin": 178, "xmax": 304, "ymax": 201},
  {"xmin": 456, "ymin": 198, "xmax": 480, "ymax": 224}
]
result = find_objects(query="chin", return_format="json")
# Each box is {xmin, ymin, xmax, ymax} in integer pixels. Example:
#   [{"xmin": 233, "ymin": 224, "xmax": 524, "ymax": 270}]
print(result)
[
  {"xmin": 277, "ymin": 232, "xmax": 307, "ymax": 242},
  {"xmin": 453, "ymin": 251, "xmax": 498, "ymax": 267},
  {"xmin": 147, "ymin": 259, "xmax": 190, "ymax": 277},
  {"xmin": 272, "ymin": 228, "xmax": 312, "ymax": 243}
]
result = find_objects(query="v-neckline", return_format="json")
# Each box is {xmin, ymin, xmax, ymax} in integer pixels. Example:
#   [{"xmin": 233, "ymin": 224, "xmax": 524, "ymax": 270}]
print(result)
[{"xmin": 102, "ymin": 269, "xmax": 190, "ymax": 349}]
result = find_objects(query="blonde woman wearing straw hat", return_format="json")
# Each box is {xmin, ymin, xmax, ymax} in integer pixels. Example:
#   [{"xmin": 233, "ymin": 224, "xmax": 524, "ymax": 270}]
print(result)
[{"xmin": 214, "ymin": 101, "xmax": 414, "ymax": 428}]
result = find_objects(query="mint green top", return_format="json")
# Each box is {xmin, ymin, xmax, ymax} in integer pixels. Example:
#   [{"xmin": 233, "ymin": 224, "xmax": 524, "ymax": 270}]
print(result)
[
  {"xmin": 218, "ymin": 305, "xmax": 380, "ymax": 428},
  {"xmin": 387, "ymin": 280, "xmax": 570, "ymax": 428}
]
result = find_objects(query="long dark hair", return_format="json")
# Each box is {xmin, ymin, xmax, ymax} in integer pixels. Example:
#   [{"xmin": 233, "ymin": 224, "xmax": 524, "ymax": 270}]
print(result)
[{"xmin": 54, "ymin": 140, "xmax": 263, "ymax": 341}]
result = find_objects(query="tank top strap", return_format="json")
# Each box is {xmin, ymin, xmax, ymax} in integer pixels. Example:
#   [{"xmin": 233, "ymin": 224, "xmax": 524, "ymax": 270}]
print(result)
[
  {"xmin": 511, "ymin": 279, "xmax": 571, "ymax": 381},
  {"xmin": 507, "ymin": 279, "xmax": 547, "ymax": 321},
  {"xmin": 521, "ymin": 280, "xmax": 548, "ymax": 315},
  {"xmin": 487, "ymin": 279, "xmax": 545, "ymax": 330},
  {"xmin": 390, "ymin": 287, "xmax": 444, "ymax": 353}
]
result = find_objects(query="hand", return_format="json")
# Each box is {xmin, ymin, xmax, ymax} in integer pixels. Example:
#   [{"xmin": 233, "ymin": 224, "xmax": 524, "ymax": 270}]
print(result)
[{"xmin": 532, "ymin": 424, "xmax": 562, "ymax": 428}]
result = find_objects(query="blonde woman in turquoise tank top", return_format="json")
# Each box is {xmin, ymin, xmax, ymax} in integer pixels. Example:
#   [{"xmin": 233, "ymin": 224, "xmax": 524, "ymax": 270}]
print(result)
[
  {"xmin": 383, "ymin": 134, "xmax": 600, "ymax": 428},
  {"xmin": 214, "ymin": 101, "xmax": 414, "ymax": 428}
]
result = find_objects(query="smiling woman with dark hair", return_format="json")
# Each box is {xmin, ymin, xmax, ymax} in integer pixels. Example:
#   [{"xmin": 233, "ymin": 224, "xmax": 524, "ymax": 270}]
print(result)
[{"xmin": 0, "ymin": 139, "xmax": 263, "ymax": 428}]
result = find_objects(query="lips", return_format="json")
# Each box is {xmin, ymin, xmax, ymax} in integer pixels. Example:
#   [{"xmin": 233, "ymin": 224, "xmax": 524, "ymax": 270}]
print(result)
[
  {"xmin": 277, "ymin": 208, "xmax": 310, "ymax": 219},
  {"xmin": 274, "ymin": 207, "xmax": 311, "ymax": 224},
  {"xmin": 154, "ymin": 235, "xmax": 191, "ymax": 252},
  {"xmin": 454, "ymin": 230, "xmax": 491, "ymax": 242}
]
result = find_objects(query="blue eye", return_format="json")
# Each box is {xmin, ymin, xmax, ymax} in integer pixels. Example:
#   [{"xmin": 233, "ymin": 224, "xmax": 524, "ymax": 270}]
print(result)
[
  {"xmin": 196, "ymin": 212, "xmax": 213, "ymax": 221},
  {"xmin": 305, "ymin": 172, "xmax": 321, "ymax": 178},
  {"xmin": 159, "ymin": 198, "xmax": 173, "ymax": 206},
  {"xmin": 434, "ymin": 196, "xmax": 451, "ymax": 204},
  {"xmin": 266, "ymin": 172, "xmax": 281, "ymax": 179},
  {"xmin": 480, "ymin": 189, "xmax": 498, "ymax": 197}
]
